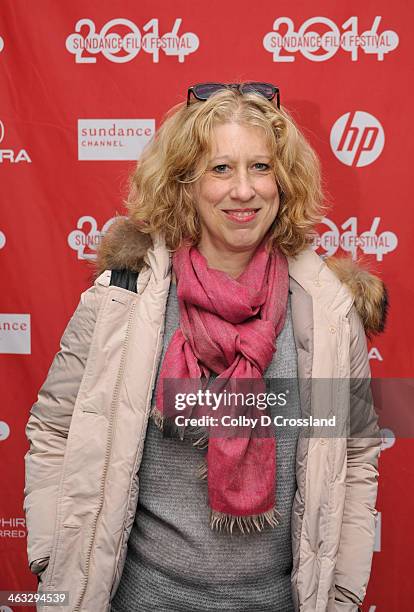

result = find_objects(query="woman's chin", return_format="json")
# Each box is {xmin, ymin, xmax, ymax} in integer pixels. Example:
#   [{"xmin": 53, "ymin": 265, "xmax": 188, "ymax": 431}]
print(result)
[{"xmin": 222, "ymin": 231, "xmax": 264, "ymax": 253}]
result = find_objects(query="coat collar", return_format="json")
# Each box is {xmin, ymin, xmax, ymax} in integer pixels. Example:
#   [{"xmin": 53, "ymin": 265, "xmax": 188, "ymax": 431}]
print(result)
[{"xmin": 96, "ymin": 217, "xmax": 388, "ymax": 336}]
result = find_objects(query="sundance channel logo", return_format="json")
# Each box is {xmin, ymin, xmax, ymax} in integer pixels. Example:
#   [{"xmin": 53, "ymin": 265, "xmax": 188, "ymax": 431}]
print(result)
[
  {"xmin": 78, "ymin": 119, "xmax": 155, "ymax": 161},
  {"xmin": 0, "ymin": 314, "xmax": 31, "ymax": 354}
]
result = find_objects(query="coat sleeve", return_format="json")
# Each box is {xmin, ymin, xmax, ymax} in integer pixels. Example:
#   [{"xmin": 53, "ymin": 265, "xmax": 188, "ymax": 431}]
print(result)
[
  {"xmin": 331, "ymin": 305, "xmax": 381, "ymax": 611},
  {"xmin": 23, "ymin": 284, "xmax": 103, "ymax": 575}
]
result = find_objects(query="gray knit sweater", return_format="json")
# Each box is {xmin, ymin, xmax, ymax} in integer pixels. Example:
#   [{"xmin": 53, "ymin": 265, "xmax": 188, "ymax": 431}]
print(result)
[{"xmin": 111, "ymin": 284, "xmax": 300, "ymax": 612}]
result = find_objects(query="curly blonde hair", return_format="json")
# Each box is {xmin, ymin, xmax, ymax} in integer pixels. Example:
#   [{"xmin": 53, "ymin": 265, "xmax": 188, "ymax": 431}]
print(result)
[{"xmin": 126, "ymin": 87, "xmax": 325, "ymax": 256}]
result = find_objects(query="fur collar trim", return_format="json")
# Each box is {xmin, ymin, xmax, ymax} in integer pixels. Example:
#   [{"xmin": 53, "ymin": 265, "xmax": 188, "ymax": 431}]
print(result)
[{"xmin": 96, "ymin": 217, "xmax": 388, "ymax": 335}]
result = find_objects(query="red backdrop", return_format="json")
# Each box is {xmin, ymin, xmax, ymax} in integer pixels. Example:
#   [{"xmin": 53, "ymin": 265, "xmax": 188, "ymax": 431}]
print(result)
[{"xmin": 1, "ymin": 1, "xmax": 412, "ymax": 610}]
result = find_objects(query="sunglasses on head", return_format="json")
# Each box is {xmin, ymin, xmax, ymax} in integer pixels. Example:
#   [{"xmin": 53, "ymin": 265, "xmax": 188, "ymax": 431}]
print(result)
[{"xmin": 187, "ymin": 82, "xmax": 280, "ymax": 109}]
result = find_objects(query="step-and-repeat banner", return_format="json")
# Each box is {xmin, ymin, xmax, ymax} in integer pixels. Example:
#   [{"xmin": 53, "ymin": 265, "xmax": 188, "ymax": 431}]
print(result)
[{"xmin": 1, "ymin": 1, "xmax": 412, "ymax": 610}]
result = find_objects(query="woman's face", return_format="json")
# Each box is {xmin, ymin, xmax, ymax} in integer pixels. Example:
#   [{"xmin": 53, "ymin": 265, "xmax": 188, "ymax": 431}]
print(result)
[{"xmin": 192, "ymin": 122, "xmax": 279, "ymax": 261}]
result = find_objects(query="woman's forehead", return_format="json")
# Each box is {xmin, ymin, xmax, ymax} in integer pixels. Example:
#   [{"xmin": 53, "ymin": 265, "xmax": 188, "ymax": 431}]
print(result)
[{"xmin": 206, "ymin": 123, "xmax": 274, "ymax": 155}]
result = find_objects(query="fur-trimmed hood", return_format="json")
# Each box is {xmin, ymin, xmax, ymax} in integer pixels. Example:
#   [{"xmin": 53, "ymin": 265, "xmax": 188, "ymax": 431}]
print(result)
[{"xmin": 96, "ymin": 217, "xmax": 388, "ymax": 336}]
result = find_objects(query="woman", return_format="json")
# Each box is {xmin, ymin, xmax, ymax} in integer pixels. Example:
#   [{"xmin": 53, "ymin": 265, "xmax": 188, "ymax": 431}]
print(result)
[{"xmin": 24, "ymin": 83, "xmax": 387, "ymax": 612}]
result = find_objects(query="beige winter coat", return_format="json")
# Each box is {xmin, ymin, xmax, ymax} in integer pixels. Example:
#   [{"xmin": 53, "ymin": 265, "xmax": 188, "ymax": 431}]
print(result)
[{"xmin": 24, "ymin": 219, "xmax": 387, "ymax": 612}]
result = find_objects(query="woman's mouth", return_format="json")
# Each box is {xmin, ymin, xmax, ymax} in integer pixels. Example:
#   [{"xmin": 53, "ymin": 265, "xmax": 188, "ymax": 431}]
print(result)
[{"xmin": 222, "ymin": 208, "xmax": 260, "ymax": 223}]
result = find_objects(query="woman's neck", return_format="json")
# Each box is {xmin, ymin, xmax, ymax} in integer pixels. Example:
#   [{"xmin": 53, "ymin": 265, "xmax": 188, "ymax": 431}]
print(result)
[{"xmin": 197, "ymin": 244, "xmax": 253, "ymax": 279}]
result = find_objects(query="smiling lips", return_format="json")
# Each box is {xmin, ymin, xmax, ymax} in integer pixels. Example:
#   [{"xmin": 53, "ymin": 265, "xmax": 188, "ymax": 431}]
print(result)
[{"xmin": 222, "ymin": 208, "xmax": 260, "ymax": 223}]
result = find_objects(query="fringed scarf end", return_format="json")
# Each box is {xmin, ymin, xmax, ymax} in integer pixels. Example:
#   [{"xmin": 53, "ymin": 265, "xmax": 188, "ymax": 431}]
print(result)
[
  {"xmin": 150, "ymin": 406, "xmax": 185, "ymax": 440},
  {"xmin": 209, "ymin": 507, "xmax": 282, "ymax": 534},
  {"xmin": 151, "ymin": 406, "xmax": 164, "ymax": 430},
  {"xmin": 196, "ymin": 459, "xmax": 208, "ymax": 480},
  {"xmin": 191, "ymin": 431, "xmax": 209, "ymax": 449},
  {"xmin": 151, "ymin": 406, "xmax": 209, "ymax": 446}
]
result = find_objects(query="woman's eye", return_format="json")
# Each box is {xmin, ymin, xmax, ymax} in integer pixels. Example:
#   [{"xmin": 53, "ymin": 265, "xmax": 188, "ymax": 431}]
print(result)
[
  {"xmin": 254, "ymin": 163, "xmax": 270, "ymax": 170},
  {"xmin": 212, "ymin": 164, "xmax": 229, "ymax": 173}
]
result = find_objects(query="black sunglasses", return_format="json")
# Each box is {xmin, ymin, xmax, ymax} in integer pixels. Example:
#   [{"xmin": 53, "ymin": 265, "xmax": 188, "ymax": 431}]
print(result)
[{"xmin": 187, "ymin": 82, "xmax": 280, "ymax": 109}]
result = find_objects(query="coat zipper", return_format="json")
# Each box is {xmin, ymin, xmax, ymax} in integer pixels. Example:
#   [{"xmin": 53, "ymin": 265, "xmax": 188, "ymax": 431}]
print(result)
[{"xmin": 73, "ymin": 299, "xmax": 137, "ymax": 611}]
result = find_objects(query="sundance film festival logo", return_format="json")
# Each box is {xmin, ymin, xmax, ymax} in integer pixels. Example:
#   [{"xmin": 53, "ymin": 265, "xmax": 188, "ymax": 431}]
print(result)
[
  {"xmin": 314, "ymin": 216, "xmax": 397, "ymax": 261},
  {"xmin": 0, "ymin": 120, "xmax": 32, "ymax": 164},
  {"xmin": 0, "ymin": 422, "xmax": 10, "ymax": 441},
  {"xmin": 380, "ymin": 428, "xmax": 395, "ymax": 452},
  {"xmin": 330, "ymin": 111, "xmax": 384, "ymax": 167},
  {"xmin": 263, "ymin": 16, "xmax": 398, "ymax": 62},
  {"xmin": 68, "ymin": 215, "xmax": 122, "ymax": 260},
  {"xmin": 0, "ymin": 35, "xmax": 4, "ymax": 53},
  {"xmin": 66, "ymin": 18, "xmax": 199, "ymax": 63},
  {"xmin": 78, "ymin": 119, "xmax": 155, "ymax": 161},
  {"xmin": 0, "ymin": 230, "xmax": 5, "ymax": 250}
]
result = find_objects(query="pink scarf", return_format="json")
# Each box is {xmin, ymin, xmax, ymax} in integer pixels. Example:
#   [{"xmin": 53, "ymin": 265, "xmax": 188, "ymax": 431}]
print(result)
[{"xmin": 153, "ymin": 239, "xmax": 289, "ymax": 533}]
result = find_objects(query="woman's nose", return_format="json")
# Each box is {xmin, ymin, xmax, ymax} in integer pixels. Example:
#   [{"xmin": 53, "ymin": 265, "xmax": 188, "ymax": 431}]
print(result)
[{"xmin": 229, "ymin": 172, "xmax": 256, "ymax": 201}]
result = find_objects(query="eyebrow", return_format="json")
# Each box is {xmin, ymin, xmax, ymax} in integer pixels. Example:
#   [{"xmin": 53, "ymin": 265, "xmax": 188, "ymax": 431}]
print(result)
[{"xmin": 209, "ymin": 154, "xmax": 272, "ymax": 163}]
